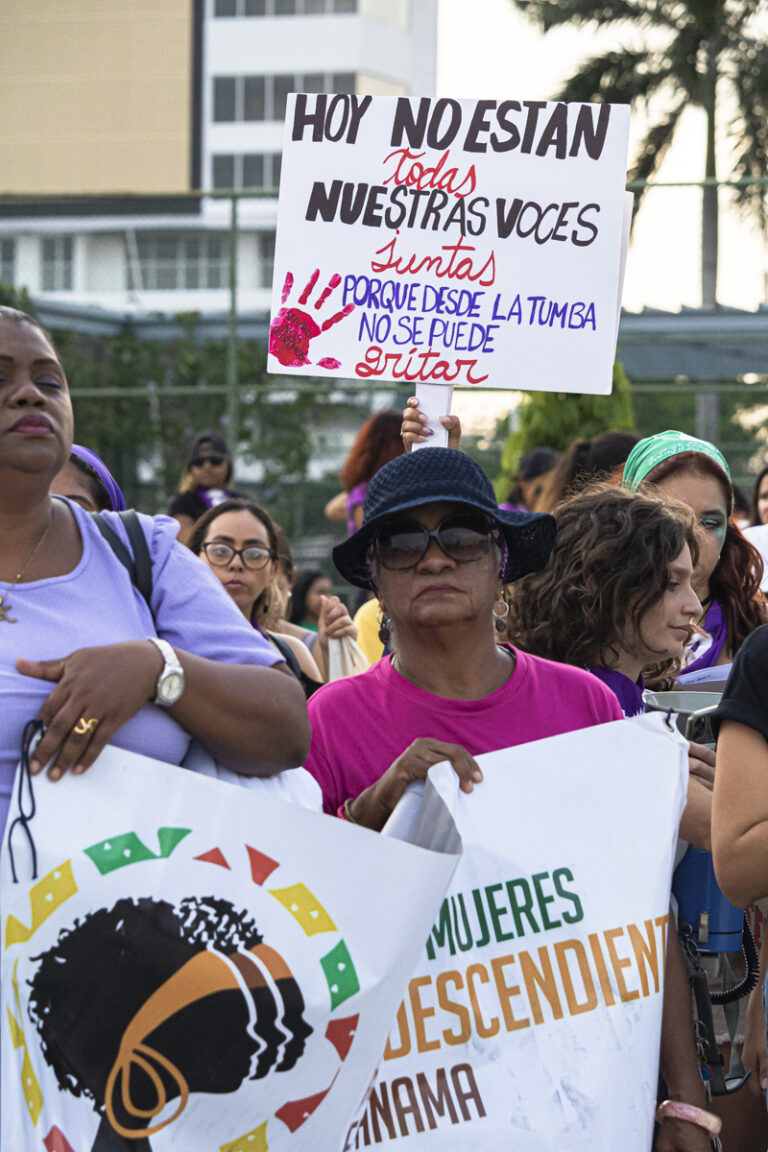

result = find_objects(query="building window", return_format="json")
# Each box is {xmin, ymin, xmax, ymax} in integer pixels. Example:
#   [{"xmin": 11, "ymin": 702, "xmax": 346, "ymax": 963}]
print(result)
[
  {"xmin": 213, "ymin": 77, "xmax": 237, "ymax": 122},
  {"xmin": 41, "ymin": 236, "xmax": 73, "ymax": 291},
  {"xmin": 0, "ymin": 238, "xmax": 16, "ymax": 285},
  {"xmin": 212, "ymin": 152, "xmax": 282, "ymax": 190},
  {"xmin": 258, "ymin": 231, "xmax": 276, "ymax": 288},
  {"xmin": 134, "ymin": 233, "xmax": 229, "ymax": 291},
  {"xmin": 214, "ymin": 0, "xmax": 356, "ymax": 13},
  {"xmin": 211, "ymin": 73, "xmax": 356, "ymax": 121}
]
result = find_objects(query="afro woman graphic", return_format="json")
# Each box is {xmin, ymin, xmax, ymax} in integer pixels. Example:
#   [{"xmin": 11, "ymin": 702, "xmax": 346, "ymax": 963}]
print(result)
[{"xmin": 28, "ymin": 895, "xmax": 312, "ymax": 1151}]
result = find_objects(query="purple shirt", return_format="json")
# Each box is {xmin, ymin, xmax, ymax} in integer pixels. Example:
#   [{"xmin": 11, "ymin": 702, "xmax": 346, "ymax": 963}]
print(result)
[
  {"xmin": 0, "ymin": 499, "xmax": 280, "ymax": 835},
  {"xmin": 346, "ymin": 482, "xmax": 367, "ymax": 536},
  {"xmin": 588, "ymin": 666, "xmax": 645, "ymax": 718},
  {"xmin": 305, "ymin": 648, "xmax": 623, "ymax": 815}
]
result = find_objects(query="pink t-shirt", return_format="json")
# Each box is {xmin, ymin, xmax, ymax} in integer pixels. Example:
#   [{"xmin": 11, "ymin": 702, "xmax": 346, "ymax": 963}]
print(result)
[{"xmin": 306, "ymin": 648, "xmax": 623, "ymax": 814}]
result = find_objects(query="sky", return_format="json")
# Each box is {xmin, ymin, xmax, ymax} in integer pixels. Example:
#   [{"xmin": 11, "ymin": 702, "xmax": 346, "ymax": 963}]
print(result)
[{"xmin": 436, "ymin": 0, "xmax": 768, "ymax": 315}]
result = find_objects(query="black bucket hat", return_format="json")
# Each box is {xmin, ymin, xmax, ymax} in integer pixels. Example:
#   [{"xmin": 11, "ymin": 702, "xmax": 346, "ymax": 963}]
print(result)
[{"xmin": 333, "ymin": 448, "xmax": 557, "ymax": 589}]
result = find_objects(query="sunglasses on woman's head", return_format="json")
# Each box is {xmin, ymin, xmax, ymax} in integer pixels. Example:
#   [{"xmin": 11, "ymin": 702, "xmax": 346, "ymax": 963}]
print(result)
[
  {"xmin": 374, "ymin": 512, "xmax": 495, "ymax": 571},
  {"xmin": 191, "ymin": 454, "xmax": 225, "ymax": 468}
]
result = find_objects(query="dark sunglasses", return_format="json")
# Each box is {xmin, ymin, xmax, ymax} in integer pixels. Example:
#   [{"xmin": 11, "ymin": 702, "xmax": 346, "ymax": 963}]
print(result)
[
  {"xmin": 201, "ymin": 542, "xmax": 274, "ymax": 570},
  {"xmin": 190, "ymin": 454, "xmax": 226, "ymax": 468},
  {"xmin": 374, "ymin": 512, "xmax": 495, "ymax": 571}
]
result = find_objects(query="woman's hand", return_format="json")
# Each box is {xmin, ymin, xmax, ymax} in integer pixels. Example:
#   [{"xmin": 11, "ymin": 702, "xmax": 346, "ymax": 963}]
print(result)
[
  {"xmin": 318, "ymin": 595, "xmax": 357, "ymax": 644},
  {"xmin": 655, "ymin": 1115, "xmax": 715, "ymax": 1152},
  {"xmin": 687, "ymin": 741, "xmax": 716, "ymax": 789},
  {"xmin": 17, "ymin": 641, "xmax": 161, "ymax": 779},
  {"xmin": 401, "ymin": 396, "xmax": 462, "ymax": 451},
  {"xmin": 349, "ymin": 738, "xmax": 482, "ymax": 831}
]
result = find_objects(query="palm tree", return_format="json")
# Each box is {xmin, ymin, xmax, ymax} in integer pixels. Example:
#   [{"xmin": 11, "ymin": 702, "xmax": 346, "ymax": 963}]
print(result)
[{"xmin": 509, "ymin": 0, "xmax": 768, "ymax": 307}]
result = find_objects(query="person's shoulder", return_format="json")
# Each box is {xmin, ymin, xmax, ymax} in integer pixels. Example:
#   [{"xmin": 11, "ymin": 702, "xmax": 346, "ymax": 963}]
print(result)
[
  {"xmin": 732, "ymin": 623, "xmax": 768, "ymax": 674},
  {"xmin": 97, "ymin": 509, "xmax": 183, "ymax": 558},
  {"xmin": 513, "ymin": 649, "xmax": 622, "ymax": 714},
  {"xmin": 737, "ymin": 622, "xmax": 768, "ymax": 656},
  {"xmin": 168, "ymin": 490, "xmax": 201, "ymax": 517}
]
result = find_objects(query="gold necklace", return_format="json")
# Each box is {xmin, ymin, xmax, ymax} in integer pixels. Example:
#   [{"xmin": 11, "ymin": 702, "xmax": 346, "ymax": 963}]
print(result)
[{"xmin": 0, "ymin": 506, "xmax": 54, "ymax": 624}]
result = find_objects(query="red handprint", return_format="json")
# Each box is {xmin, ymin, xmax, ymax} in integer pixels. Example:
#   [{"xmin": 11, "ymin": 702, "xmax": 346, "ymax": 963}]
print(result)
[{"xmin": 270, "ymin": 269, "xmax": 355, "ymax": 369}]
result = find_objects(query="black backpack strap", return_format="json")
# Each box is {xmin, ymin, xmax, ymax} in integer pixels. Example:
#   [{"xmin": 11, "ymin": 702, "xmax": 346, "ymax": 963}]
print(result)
[
  {"xmin": 90, "ymin": 510, "xmax": 154, "ymax": 608},
  {"xmin": 121, "ymin": 509, "xmax": 153, "ymax": 605}
]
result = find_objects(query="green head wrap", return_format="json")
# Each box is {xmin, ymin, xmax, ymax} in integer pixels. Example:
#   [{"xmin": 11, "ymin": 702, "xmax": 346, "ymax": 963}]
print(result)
[{"xmin": 622, "ymin": 430, "xmax": 731, "ymax": 493}]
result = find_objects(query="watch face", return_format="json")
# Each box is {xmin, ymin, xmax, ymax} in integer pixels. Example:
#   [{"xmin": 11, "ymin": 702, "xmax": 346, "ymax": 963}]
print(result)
[{"xmin": 159, "ymin": 671, "xmax": 184, "ymax": 705}]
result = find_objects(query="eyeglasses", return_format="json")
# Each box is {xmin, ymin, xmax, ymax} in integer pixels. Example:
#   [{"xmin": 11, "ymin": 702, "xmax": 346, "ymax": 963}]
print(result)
[
  {"xmin": 374, "ymin": 512, "xmax": 495, "ymax": 571},
  {"xmin": 190, "ymin": 454, "xmax": 225, "ymax": 468},
  {"xmin": 201, "ymin": 542, "xmax": 274, "ymax": 570}
]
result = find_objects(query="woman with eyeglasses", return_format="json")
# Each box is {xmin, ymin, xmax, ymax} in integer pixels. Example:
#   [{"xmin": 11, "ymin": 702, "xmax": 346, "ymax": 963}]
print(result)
[
  {"xmin": 304, "ymin": 448, "xmax": 622, "ymax": 826},
  {"xmin": 190, "ymin": 499, "xmax": 325, "ymax": 697},
  {"xmin": 169, "ymin": 431, "xmax": 243, "ymax": 546}
]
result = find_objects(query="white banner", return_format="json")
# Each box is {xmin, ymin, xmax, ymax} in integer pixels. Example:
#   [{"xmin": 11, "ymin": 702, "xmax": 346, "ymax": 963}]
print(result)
[
  {"xmin": 268, "ymin": 94, "xmax": 630, "ymax": 394},
  {"xmin": 345, "ymin": 714, "xmax": 688, "ymax": 1150},
  {"xmin": 1, "ymin": 745, "xmax": 458, "ymax": 1152}
]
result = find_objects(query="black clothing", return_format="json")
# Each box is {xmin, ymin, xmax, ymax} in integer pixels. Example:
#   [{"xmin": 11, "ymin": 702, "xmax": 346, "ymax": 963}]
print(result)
[{"xmin": 712, "ymin": 624, "xmax": 768, "ymax": 742}]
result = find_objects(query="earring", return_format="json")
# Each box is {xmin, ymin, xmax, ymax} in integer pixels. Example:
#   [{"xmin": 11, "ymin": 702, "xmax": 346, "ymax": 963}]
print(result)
[
  {"xmin": 378, "ymin": 614, "xmax": 391, "ymax": 646},
  {"xmin": 493, "ymin": 596, "xmax": 510, "ymax": 634}
]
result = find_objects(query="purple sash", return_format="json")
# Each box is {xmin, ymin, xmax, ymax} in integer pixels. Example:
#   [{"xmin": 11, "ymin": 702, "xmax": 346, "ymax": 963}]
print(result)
[
  {"xmin": 679, "ymin": 600, "xmax": 727, "ymax": 678},
  {"xmin": 197, "ymin": 486, "xmax": 231, "ymax": 509}
]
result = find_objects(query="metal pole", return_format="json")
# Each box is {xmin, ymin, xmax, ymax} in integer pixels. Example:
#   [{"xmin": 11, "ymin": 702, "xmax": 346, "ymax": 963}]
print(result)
[
  {"xmin": 225, "ymin": 193, "xmax": 240, "ymax": 448},
  {"xmin": 695, "ymin": 391, "xmax": 720, "ymax": 444}
]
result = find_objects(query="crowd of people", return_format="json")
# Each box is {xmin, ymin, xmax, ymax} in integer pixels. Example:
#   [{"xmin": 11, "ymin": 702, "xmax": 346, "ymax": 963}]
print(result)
[{"xmin": 6, "ymin": 300, "xmax": 768, "ymax": 1148}]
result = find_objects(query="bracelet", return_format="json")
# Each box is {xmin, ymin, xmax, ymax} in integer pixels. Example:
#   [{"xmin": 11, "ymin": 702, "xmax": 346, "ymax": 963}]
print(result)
[
  {"xmin": 341, "ymin": 797, "xmax": 358, "ymax": 824},
  {"xmin": 655, "ymin": 1100, "xmax": 722, "ymax": 1136}
]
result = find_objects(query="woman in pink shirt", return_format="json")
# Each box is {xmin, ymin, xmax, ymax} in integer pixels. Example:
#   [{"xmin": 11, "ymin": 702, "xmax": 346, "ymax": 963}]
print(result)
[{"xmin": 305, "ymin": 448, "xmax": 623, "ymax": 827}]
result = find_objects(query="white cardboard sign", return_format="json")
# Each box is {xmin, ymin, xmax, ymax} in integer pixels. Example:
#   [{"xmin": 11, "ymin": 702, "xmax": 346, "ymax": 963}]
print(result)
[
  {"xmin": 1, "ymin": 745, "xmax": 458, "ymax": 1152},
  {"xmin": 268, "ymin": 95, "xmax": 630, "ymax": 394},
  {"xmin": 348, "ymin": 713, "xmax": 688, "ymax": 1150}
]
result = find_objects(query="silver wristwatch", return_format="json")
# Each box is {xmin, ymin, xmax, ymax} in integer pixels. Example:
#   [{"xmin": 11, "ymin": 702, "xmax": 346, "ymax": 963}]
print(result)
[{"xmin": 147, "ymin": 637, "xmax": 185, "ymax": 707}]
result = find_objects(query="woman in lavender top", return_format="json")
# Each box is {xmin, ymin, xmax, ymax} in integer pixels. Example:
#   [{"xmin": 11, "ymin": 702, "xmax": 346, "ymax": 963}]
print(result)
[{"xmin": 0, "ymin": 307, "xmax": 310, "ymax": 837}]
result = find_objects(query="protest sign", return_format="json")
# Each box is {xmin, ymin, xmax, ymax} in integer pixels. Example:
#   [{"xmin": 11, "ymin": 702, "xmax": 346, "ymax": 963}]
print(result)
[
  {"xmin": 1, "ymin": 743, "xmax": 459, "ymax": 1152},
  {"xmin": 346, "ymin": 713, "xmax": 687, "ymax": 1150},
  {"xmin": 268, "ymin": 94, "xmax": 631, "ymax": 394}
]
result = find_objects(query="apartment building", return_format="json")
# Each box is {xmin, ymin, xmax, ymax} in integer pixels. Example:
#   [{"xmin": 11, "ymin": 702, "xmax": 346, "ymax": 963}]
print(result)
[{"xmin": 0, "ymin": 0, "xmax": 437, "ymax": 318}]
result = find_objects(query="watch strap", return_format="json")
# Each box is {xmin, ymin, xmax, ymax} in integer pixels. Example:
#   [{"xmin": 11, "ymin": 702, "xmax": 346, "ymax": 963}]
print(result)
[{"xmin": 147, "ymin": 636, "xmax": 184, "ymax": 706}]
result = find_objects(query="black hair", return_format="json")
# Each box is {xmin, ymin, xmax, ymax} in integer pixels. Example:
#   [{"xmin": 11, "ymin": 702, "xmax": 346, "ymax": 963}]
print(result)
[
  {"xmin": 67, "ymin": 451, "xmax": 111, "ymax": 511},
  {"xmin": 28, "ymin": 896, "xmax": 311, "ymax": 1136},
  {"xmin": 289, "ymin": 568, "xmax": 326, "ymax": 625}
]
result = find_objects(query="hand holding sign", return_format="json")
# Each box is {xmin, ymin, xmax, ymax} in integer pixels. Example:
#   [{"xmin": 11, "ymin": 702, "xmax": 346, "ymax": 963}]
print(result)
[
  {"xmin": 401, "ymin": 394, "xmax": 462, "ymax": 452},
  {"xmin": 269, "ymin": 268, "xmax": 355, "ymax": 369}
]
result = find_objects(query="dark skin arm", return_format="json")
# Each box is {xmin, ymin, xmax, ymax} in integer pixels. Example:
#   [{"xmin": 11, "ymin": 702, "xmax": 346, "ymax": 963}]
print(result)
[
  {"xmin": 18, "ymin": 639, "xmax": 310, "ymax": 780},
  {"xmin": 656, "ymin": 917, "xmax": 712, "ymax": 1152},
  {"xmin": 348, "ymin": 737, "xmax": 482, "ymax": 831}
]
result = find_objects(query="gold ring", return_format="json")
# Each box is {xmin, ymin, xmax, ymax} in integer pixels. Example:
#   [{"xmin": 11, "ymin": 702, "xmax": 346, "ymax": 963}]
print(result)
[{"xmin": 73, "ymin": 717, "xmax": 100, "ymax": 735}]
